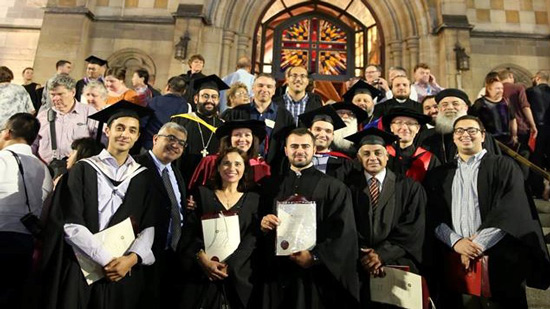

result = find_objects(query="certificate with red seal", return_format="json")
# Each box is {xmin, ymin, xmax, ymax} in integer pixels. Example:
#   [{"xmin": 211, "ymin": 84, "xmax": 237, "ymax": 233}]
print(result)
[{"xmin": 276, "ymin": 194, "xmax": 316, "ymax": 256}]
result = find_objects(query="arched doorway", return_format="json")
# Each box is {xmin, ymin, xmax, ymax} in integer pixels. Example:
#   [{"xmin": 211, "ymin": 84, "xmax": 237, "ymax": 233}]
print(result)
[
  {"xmin": 252, "ymin": 0, "xmax": 383, "ymax": 101},
  {"xmin": 107, "ymin": 48, "xmax": 157, "ymax": 87}
]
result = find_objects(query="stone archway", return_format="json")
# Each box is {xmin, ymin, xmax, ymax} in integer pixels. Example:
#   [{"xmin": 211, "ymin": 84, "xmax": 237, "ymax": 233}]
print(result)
[{"xmin": 107, "ymin": 48, "xmax": 157, "ymax": 87}]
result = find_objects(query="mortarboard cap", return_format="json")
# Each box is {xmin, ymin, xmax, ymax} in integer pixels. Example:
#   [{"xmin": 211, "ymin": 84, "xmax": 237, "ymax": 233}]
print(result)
[
  {"xmin": 298, "ymin": 105, "xmax": 346, "ymax": 131},
  {"xmin": 345, "ymin": 127, "xmax": 398, "ymax": 148},
  {"xmin": 215, "ymin": 119, "xmax": 267, "ymax": 141},
  {"xmin": 85, "ymin": 55, "xmax": 108, "ymax": 66},
  {"xmin": 88, "ymin": 100, "xmax": 153, "ymax": 126},
  {"xmin": 342, "ymin": 79, "xmax": 382, "ymax": 102},
  {"xmin": 331, "ymin": 101, "xmax": 370, "ymax": 124},
  {"xmin": 193, "ymin": 74, "xmax": 230, "ymax": 93},
  {"xmin": 382, "ymin": 106, "xmax": 432, "ymax": 130}
]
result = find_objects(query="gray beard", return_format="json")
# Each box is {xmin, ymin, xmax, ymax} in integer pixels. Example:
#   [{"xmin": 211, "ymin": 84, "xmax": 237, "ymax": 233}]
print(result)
[
  {"xmin": 435, "ymin": 110, "xmax": 467, "ymax": 134},
  {"xmin": 332, "ymin": 118, "xmax": 358, "ymax": 151}
]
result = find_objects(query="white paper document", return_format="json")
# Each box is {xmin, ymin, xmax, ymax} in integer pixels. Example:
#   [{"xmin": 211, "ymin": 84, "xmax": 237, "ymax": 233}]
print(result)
[
  {"xmin": 74, "ymin": 217, "xmax": 136, "ymax": 285},
  {"xmin": 276, "ymin": 201, "xmax": 316, "ymax": 256},
  {"xmin": 201, "ymin": 212, "xmax": 241, "ymax": 262},
  {"xmin": 370, "ymin": 267, "xmax": 423, "ymax": 309}
]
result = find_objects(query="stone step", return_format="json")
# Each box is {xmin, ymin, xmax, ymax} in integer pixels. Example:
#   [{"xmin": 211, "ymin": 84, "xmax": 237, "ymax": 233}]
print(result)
[
  {"xmin": 535, "ymin": 199, "xmax": 550, "ymax": 214},
  {"xmin": 543, "ymin": 228, "xmax": 550, "ymax": 243},
  {"xmin": 539, "ymin": 213, "xmax": 550, "ymax": 227},
  {"xmin": 527, "ymin": 286, "xmax": 550, "ymax": 309}
]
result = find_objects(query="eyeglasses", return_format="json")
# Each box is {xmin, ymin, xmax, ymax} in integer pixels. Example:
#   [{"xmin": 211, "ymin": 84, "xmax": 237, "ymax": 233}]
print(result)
[
  {"xmin": 453, "ymin": 127, "xmax": 483, "ymax": 136},
  {"xmin": 158, "ymin": 134, "xmax": 187, "ymax": 147},
  {"xmin": 200, "ymin": 94, "xmax": 219, "ymax": 101},
  {"xmin": 288, "ymin": 73, "xmax": 308, "ymax": 80},
  {"xmin": 391, "ymin": 121, "xmax": 419, "ymax": 127}
]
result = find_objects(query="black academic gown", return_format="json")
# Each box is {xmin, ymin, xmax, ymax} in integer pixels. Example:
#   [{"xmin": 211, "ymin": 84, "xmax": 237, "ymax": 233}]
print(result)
[
  {"xmin": 424, "ymin": 154, "xmax": 550, "ymax": 305},
  {"xmin": 41, "ymin": 161, "xmax": 155, "ymax": 309},
  {"xmin": 420, "ymin": 128, "xmax": 501, "ymax": 164},
  {"xmin": 179, "ymin": 187, "xmax": 260, "ymax": 309},
  {"xmin": 172, "ymin": 113, "xmax": 222, "ymax": 184},
  {"xmin": 260, "ymin": 166, "xmax": 360, "ymax": 309},
  {"xmin": 134, "ymin": 152, "xmax": 187, "ymax": 308},
  {"xmin": 222, "ymin": 102, "xmax": 295, "ymax": 169},
  {"xmin": 346, "ymin": 169, "xmax": 426, "ymax": 305},
  {"xmin": 373, "ymin": 98, "xmax": 423, "ymax": 119}
]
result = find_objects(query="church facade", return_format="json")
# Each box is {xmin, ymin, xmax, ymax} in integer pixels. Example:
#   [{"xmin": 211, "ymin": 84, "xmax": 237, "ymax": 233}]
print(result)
[{"xmin": 1, "ymin": 0, "xmax": 549, "ymax": 99}]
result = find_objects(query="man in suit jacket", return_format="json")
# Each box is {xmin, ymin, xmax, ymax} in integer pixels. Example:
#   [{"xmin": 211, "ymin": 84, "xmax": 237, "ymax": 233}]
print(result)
[
  {"xmin": 134, "ymin": 122, "xmax": 188, "ymax": 308},
  {"xmin": 344, "ymin": 127, "xmax": 427, "ymax": 306},
  {"xmin": 273, "ymin": 66, "xmax": 323, "ymax": 124}
]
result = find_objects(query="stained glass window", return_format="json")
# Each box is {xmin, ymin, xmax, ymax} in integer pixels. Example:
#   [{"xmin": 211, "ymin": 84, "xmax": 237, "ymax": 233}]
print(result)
[{"xmin": 277, "ymin": 16, "xmax": 350, "ymax": 79}]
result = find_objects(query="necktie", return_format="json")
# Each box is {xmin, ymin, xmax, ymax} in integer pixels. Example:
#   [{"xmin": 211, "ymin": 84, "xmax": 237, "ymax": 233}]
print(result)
[
  {"xmin": 162, "ymin": 168, "xmax": 181, "ymax": 251},
  {"xmin": 369, "ymin": 177, "xmax": 380, "ymax": 209}
]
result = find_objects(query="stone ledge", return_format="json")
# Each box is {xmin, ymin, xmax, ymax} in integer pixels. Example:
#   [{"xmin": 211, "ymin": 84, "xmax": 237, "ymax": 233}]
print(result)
[
  {"xmin": 434, "ymin": 15, "xmax": 475, "ymax": 34},
  {"xmin": 471, "ymin": 30, "xmax": 550, "ymax": 40}
]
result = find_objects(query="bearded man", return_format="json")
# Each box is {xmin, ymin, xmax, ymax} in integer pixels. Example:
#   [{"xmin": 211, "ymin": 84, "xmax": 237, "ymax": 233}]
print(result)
[
  {"xmin": 330, "ymin": 102, "xmax": 369, "ymax": 157},
  {"xmin": 420, "ymin": 89, "xmax": 501, "ymax": 164}
]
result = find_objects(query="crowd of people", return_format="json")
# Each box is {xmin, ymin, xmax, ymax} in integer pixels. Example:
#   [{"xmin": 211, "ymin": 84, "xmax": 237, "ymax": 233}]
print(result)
[{"xmin": 0, "ymin": 52, "xmax": 550, "ymax": 309}]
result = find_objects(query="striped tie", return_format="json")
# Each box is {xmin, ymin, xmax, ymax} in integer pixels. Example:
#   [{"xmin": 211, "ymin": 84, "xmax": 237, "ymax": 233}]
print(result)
[{"xmin": 369, "ymin": 177, "xmax": 379, "ymax": 209}]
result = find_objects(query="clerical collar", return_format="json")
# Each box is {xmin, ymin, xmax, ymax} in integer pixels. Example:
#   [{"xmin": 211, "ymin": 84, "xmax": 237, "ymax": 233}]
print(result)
[
  {"xmin": 291, "ymin": 163, "xmax": 314, "ymax": 176},
  {"xmin": 396, "ymin": 98, "xmax": 407, "ymax": 103}
]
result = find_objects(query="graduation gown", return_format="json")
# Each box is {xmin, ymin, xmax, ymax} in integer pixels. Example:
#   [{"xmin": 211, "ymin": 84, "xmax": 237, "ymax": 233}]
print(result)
[
  {"xmin": 179, "ymin": 187, "xmax": 260, "ymax": 309},
  {"xmin": 386, "ymin": 144, "xmax": 440, "ymax": 182},
  {"xmin": 420, "ymin": 128, "xmax": 501, "ymax": 164},
  {"xmin": 260, "ymin": 166, "xmax": 360, "ymax": 309},
  {"xmin": 347, "ymin": 169, "xmax": 426, "ymax": 305},
  {"xmin": 272, "ymin": 92, "xmax": 323, "ymax": 114},
  {"xmin": 424, "ymin": 154, "xmax": 550, "ymax": 298},
  {"xmin": 172, "ymin": 112, "xmax": 223, "ymax": 184},
  {"xmin": 222, "ymin": 102, "xmax": 295, "ymax": 169},
  {"xmin": 41, "ymin": 161, "xmax": 155, "ymax": 309},
  {"xmin": 313, "ymin": 151, "xmax": 354, "ymax": 182},
  {"xmin": 134, "ymin": 152, "xmax": 187, "ymax": 308}
]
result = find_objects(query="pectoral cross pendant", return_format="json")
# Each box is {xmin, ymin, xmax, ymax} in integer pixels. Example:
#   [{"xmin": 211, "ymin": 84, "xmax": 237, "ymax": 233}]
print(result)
[{"xmin": 201, "ymin": 148, "xmax": 209, "ymax": 157}]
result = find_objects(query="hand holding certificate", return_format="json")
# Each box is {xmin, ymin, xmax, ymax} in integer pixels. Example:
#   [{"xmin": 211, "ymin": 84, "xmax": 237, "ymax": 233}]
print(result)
[
  {"xmin": 276, "ymin": 195, "xmax": 316, "ymax": 256},
  {"xmin": 74, "ymin": 217, "xmax": 136, "ymax": 285},
  {"xmin": 201, "ymin": 211, "xmax": 241, "ymax": 262},
  {"xmin": 370, "ymin": 267, "xmax": 423, "ymax": 309}
]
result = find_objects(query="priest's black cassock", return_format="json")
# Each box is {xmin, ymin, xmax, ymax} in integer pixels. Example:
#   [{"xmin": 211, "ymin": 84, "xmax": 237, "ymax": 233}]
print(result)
[
  {"xmin": 260, "ymin": 166, "xmax": 360, "ymax": 309},
  {"xmin": 41, "ymin": 162, "xmax": 155, "ymax": 309},
  {"xmin": 172, "ymin": 113, "xmax": 222, "ymax": 184},
  {"xmin": 424, "ymin": 154, "xmax": 550, "ymax": 307},
  {"xmin": 345, "ymin": 168, "xmax": 426, "ymax": 305}
]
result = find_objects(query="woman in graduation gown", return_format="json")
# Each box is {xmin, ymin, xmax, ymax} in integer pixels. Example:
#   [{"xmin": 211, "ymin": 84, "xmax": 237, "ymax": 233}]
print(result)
[
  {"xmin": 188, "ymin": 119, "xmax": 270, "ymax": 191},
  {"xmin": 180, "ymin": 147, "xmax": 261, "ymax": 309}
]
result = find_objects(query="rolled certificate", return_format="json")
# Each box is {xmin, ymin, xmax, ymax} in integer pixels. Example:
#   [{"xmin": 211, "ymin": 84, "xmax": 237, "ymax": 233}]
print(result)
[{"xmin": 276, "ymin": 195, "xmax": 316, "ymax": 256}]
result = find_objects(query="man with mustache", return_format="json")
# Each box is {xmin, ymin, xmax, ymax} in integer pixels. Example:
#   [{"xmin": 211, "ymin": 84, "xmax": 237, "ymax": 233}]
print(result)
[
  {"xmin": 172, "ymin": 74, "xmax": 228, "ymax": 183},
  {"xmin": 260, "ymin": 127, "xmax": 360, "ymax": 308},
  {"xmin": 135, "ymin": 122, "xmax": 188, "ymax": 307},
  {"xmin": 273, "ymin": 66, "xmax": 323, "ymax": 125},
  {"xmin": 420, "ymin": 89, "xmax": 501, "ymax": 164},
  {"xmin": 343, "ymin": 127, "xmax": 426, "ymax": 307},
  {"xmin": 373, "ymin": 75, "xmax": 423, "ymax": 119}
]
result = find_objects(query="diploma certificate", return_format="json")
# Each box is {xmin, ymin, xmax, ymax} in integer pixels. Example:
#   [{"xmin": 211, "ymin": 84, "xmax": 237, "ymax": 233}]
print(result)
[
  {"xmin": 75, "ymin": 217, "xmax": 136, "ymax": 285},
  {"xmin": 276, "ymin": 198, "xmax": 316, "ymax": 256},
  {"xmin": 370, "ymin": 267, "xmax": 423, "ymax": 309},
  {"xmin": 201, "ymin": 211, "xmax": 241, "ymax": 262}
]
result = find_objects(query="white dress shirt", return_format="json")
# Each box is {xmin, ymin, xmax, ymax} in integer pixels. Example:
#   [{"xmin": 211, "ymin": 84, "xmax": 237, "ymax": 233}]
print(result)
[{"xmin": 0, "ymin": 143, "xmax": 53, "ymax": 234}]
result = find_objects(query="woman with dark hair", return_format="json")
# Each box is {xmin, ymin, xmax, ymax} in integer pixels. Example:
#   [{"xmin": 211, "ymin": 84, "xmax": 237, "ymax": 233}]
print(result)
[
  {"xmin": 188, "ymin": 119, "xmax": 270, "ymax": 191},
  {"xmin": 66, "ymin": 137, "xmax": 104, "ymax": 170},
  {"xmin": 180, "ymin": 147, "xmax": 260, "ymax": 309},
  {"xmin": 104, "ymin": 67, "xmax": 140, "ymax": 106}
]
